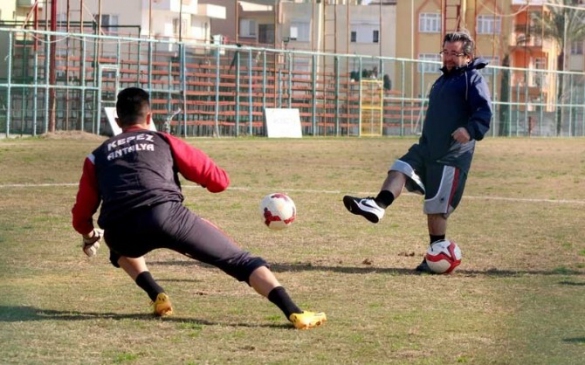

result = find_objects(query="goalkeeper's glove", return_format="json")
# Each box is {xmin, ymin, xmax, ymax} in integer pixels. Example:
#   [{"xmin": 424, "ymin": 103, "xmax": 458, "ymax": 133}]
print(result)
[{"xmin": 82, "ymin": 228, "xmax": 103, "ymax": 257}]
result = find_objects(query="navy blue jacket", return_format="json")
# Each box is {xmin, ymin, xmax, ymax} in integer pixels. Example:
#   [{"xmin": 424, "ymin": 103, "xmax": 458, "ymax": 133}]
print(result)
[{"xmin": 419, "ymin": 58, "xmax": 492, "ymax": 170}]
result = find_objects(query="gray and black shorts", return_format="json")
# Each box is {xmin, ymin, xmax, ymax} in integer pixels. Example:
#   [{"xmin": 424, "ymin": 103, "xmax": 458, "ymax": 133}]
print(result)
[
  {"xmin": 102, "ymin": 201, "xmax": 267, "ymax": 283},
  {"xmin": 390, "ymin": 144, "xmax": 468, "ymax": 217}
]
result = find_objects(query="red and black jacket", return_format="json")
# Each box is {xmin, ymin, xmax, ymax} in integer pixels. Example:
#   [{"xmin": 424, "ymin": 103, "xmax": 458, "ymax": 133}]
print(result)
[{"xmin": 72, "ymin": 127, "xmax": 229, "ymax": 235}]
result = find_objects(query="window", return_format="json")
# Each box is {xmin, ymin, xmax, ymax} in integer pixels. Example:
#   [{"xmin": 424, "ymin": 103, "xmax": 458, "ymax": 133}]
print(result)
[
  {"xmin": 190, "ymin": 18, "xmax": 206, "ymax": 42},
  {"xmin": 477, "ymin": 15, "xmax": 501, "ymax": 34},
  {"xmin": 173, "ymin": 18, "xmax": 189, "ymax": 39},
  {"xmin": 258, "ymin": 24, "xmax": 275, "ymax": 44},
  {"xmin": 290, "ymin": 21, "xmax": 310, "ymax": 42},
  {"xmin": 417, "ymin": 54, "xmax": 441, "ymax": 73},
  {"xmin": 350, "ymin": 23, "xmax": 380, "ymax": 43},
  {"xmin": 240, "ymin": 19, "xmax": 256, "ymax": 37},
  {"xmin": 419, "ymin": 13, "xmax": 441, "ymax": 33},
  {"xmin": 571, "ymin": 41, "xmax": 583, "ymax": 55},
  {"xmin": 94, "ymin": 14, "xmax": 119, "ymax": 35},
  {"xmin": 533, "ymin": 57, "xmax": 547, "ymax": 87}
]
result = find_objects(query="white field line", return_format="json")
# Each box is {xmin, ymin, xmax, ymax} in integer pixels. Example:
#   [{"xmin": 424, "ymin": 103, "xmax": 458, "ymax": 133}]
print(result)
[{"xmin": 1, "ymin": 182, "xmax": 585, "ymax": 206}]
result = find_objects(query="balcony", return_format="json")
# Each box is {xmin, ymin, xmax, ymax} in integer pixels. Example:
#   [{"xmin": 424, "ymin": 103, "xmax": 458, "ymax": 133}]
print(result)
[
  {"xmin": 198, "ymin": 4, "xmax": 226, "ymax": 19},
  {"xmin": 511, "ymin": 0, "xmax": 545, "ymax": 5},
  {"xmin": 152, "ymin": 0, "xmax": 198, "ymax": 15},
  {"xmin": 514, "ymin": 34, "xmax": 543, "ymax": 47},
  {"xmin": 511, "ymin": 25, "xmax": 554, "ymax": 51},
  {"xmin": 17, "ymin": 0, "xmax": 43, "ymax": 7}
]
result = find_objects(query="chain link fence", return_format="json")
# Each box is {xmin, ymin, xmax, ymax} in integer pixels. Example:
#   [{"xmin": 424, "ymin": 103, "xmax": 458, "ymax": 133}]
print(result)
[{"xmin": 1, "ymin": 28, "xmax": 584, "ymax": 138}]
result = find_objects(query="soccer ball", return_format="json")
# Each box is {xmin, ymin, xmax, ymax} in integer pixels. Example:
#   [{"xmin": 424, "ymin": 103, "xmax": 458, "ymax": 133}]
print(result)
[
  {"xmin": 259, "ymin": 193, "xmax": 296, "ymax": 230},
  {"xmin": 425, "ymin": 239, "xmax": 462, "ymax": 274}
]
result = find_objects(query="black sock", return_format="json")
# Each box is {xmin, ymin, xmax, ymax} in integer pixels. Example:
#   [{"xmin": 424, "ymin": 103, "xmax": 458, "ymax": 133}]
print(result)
[
  {"xmin": 135, "ymin": 271, "xmax": 165, "ymax": 301},
  {"xmin": 267, "ymin": 286, "xmax": 302, "ymax": 319},
  {"xmin": 430, "ymin": 234, "xmax": 445, "ymax": 245},
  {"xmin": 374, "ymin": 190, "xmax": 395, "ymax": 209}
]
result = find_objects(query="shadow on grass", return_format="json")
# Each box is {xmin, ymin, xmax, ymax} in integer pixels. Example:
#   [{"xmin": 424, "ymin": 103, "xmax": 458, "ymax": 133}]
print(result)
[
  {"xmin": 0, "ymin": 306, "xmax": 290, "ymax": 329},
  {"xmin": 157, "ymin": 278, "xmax": 204, "ymax": 283},
  {"xmin": 149, "ymin": 260, "xmax": 584, "ymax": 277},
  {"xmin": 563, "ymin": 337, "xmax": 585, "ymax": 344},
  {"xmin": 558, "ymin": 280, "xmax": 585, "ymax": 286}
]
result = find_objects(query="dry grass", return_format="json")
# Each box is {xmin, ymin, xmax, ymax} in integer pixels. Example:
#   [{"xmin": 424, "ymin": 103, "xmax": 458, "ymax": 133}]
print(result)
[{"xmin": 0, "ymin": 137, "xmax": 584, "ymax": 365}]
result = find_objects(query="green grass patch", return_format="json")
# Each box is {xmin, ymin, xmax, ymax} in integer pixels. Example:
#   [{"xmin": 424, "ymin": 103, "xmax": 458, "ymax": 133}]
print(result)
[{"xmin": 0, "ymin": 136, "xmax": 584, "ymax": 364}]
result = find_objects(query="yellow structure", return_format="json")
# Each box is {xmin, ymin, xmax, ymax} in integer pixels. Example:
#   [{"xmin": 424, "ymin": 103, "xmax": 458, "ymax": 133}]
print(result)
[{"xmin": 359, "ymin": 79, "xmax": 384, "ymax": 136}]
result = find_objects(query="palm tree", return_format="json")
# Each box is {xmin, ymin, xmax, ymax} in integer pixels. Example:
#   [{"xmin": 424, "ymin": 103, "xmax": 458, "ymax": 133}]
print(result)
[{"xmin": 530, "ymin": 0, "xmax": 585, "ymax": 136}]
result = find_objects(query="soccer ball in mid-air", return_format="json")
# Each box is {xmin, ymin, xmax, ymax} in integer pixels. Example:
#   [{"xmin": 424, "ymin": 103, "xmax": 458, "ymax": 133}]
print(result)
[
  {"xmin": 425, "ymin": 239, "xmax": 462, "ymax": 274},
  {"xmin": 259, "ymin": 193, "xmax": 296, "ymax": 230}
]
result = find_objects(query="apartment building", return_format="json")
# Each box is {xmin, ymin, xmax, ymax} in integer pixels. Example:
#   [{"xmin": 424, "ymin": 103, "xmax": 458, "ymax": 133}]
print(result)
[
  {"xmin": 0, "ymin": 0, "xmax": 39, "ymax": 22},
  {"xmin": 1, "ymin": 0, "xmax": 225, "ymax": 45},
  {"xmin": 509, "ymin": 0, "xmax": 559, "ymax": 111},
  {"xmin": 393, "ymin": 0, "xmax": 560, "ymax": 110},
  {"xmin": 395, "ymin": 0, "xmax": 509, "ymax": 100},
  {"xmin": 203, "ymin": 1, "xmax": 396, "ymax": 73}
]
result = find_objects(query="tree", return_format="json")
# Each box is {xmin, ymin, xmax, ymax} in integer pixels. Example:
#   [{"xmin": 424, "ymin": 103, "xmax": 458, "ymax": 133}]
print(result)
[{"xmin": 530, "ymin": 0, "xmax": 585, "ymax": 136}]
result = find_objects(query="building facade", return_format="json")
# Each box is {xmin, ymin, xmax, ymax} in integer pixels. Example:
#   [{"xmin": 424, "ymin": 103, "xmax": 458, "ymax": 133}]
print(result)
[{"xmin": 394, "ymin": 0, "xmax": 561, "ymax": 110}]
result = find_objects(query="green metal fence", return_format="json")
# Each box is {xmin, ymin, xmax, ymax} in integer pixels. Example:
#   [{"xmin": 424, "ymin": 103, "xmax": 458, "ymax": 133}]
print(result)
[{"xmin": 1, "ymin": 27, "xmax": 584, "ymax": 138}]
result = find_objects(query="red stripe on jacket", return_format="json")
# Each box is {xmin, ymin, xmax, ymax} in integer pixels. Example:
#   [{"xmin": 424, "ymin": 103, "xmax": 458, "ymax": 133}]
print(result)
[
  {"xmin": 71, "ymin": 156, "xmax": 100, "ymax": 235},
  {"xmin": 165, "ymin": 134, "xmax": 230, "ymax": 193}
]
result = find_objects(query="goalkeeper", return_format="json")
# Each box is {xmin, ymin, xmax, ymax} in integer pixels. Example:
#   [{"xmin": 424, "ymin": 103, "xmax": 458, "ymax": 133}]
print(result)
[{"xmin": 71, "ymin": 87, "xmax": 325, "ymax": 329}]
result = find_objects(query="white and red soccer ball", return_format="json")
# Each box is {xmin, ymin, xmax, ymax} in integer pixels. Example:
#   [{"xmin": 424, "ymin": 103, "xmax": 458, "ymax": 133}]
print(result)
[
  {"xmin": 425, "ymin": 239, "xmax": 462, "ymax": 274},
  {"xmin": 259, "ymin": 193, "xmax": 296, "ymax": 230}
]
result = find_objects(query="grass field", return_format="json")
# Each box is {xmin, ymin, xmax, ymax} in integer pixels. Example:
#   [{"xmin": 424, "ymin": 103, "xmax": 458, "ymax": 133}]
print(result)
[{"xmin": 1, "ymin": 135, "xmax": 584, "ymax": 365}]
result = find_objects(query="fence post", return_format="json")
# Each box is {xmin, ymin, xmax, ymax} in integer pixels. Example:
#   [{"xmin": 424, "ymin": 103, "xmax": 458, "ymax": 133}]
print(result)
[
  {"xmin": 248, "ymin": 48, "xmax": 253, "ymax": 136},
  {"xmin": 311, "ymin": 53, "xmax": 317, "ymax": 135},
  {"xmin": 235, "ymin": 49, "xmax": 240, "ymax": 137},
  {"xmin": 80, "ymin": 37, "xmax": 87, "ymax": 132},
  {"xmin": 5, "ymin": 32, "xmax": 13, "ymax": 138},
  {"xmin": 44, "ymin": 36, "xmax": 50, "ymax": 134},
  {"xmin": 180, "ymin": 43, "xmax": 187, "ymax": 138},
  {"xmin": 334, "ymin": 55, "xmax": 340, "ymax": 136},
  {"xmin": 400, "ymin": 60, "xmax": 405, "ymax": 137},
  {"xmin": 214, "ymin": 47, "xmax": 221, "ymax": 137},
  {"xmin": 33, "ymin": 53, "xmax": 39, "ymax": 136}
]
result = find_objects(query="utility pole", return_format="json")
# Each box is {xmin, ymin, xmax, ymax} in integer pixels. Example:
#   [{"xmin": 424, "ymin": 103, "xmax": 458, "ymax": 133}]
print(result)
[
  {"xmin": 179, "ymin": 0, "xmax": 183, "ymax": 42},
  {"xmin": 80, "ymin": 0, "xmax": 84, "ymax": 35},
  {"xmin": 235, "ymin": 0, "xmax": 239, "ymax": 44},
  {"xmin": 149, "ymin": 0, "xmax": 153, "ymax": 37}
]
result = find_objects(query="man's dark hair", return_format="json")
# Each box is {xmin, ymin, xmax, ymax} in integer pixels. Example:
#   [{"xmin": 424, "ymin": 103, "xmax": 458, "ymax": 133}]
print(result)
[
  {"xmin": 443, "ymin": 30, "xmax": 474, "ymax": 56},
  {"xmin": 116, "ymin": 87, "xmax": 150, "ymax": 126}
]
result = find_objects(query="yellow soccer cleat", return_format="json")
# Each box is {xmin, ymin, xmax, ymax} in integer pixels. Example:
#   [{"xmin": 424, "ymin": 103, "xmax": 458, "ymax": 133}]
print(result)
[
  {"xmin": 289, "ymin": 311, "xmax": 327, "ymax": 330},
  {"xmin": 151, "ymin": 293, "xmax": 173, "ymax": 317}
]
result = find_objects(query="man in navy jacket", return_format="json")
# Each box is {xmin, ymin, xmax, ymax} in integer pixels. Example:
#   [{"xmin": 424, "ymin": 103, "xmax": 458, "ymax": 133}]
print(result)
[{"xmin": 343, "ymin": 31, "xmax": 493, "ymax": 273}]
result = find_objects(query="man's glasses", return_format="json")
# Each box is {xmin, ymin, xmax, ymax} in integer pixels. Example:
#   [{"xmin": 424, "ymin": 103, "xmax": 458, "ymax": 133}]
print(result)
[{"xmin": 440, "ymin": 51, "xmax": 466, "ymax": 57}]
